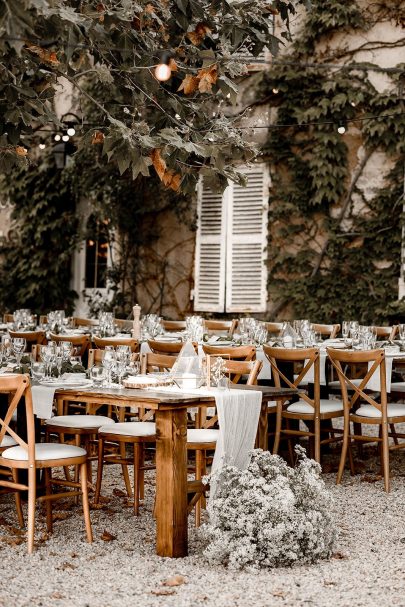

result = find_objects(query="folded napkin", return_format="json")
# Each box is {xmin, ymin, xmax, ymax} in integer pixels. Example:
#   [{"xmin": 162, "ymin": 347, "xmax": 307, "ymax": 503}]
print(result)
[{"xmin": 31, "ymin": 385, "xmax": 56, "ymax": 419}]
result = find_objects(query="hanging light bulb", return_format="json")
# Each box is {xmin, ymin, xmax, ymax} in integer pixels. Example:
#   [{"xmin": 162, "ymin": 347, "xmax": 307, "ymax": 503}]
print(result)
[
  {"xmin": 62, "ymin": 134, "xmax": 70, "ymax": 142},
  {"xmin": 39, "ymin": 143, "xmax": 46, "ymax": 150},
  {"xmin": 54, "ymin": 134, "xmax": 61, "ymax": 142},
  {"xmin": 337, "ymin": 125, "xmax": 346, "ymax": 134},
  {"xmin": 272, "ymin": 88, "xmax": 279, "ymax": 94},
  {"xmin": 154, "ymin": 52, "xmax": 172, "ymax": 82},
  {"xmin": 67, "ymin": 126, "xmax": 76, "ymax": 136}
]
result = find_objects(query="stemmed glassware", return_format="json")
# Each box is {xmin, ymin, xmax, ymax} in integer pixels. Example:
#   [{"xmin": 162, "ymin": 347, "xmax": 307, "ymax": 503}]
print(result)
[
  {"xmin": 398, "ymin": 324, "xmax": 405, "ymax": 349},
  {"xmin": 12, "ymin": 338, "xmax": 26, "ymax": 368},
  {"xmin": 102, "ymin": 348, "xmax": 115, "ymax": 387},
  {"xmin": 41, "ymin": 344, "xmax": 56, "ymax": 379}
]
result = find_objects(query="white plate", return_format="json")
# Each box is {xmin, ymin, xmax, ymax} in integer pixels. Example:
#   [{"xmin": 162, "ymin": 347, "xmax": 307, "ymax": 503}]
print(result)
[
  {"xmin": 206, "ymin": 340, "xmax": 234, "ymax": 347},
  {"xmin": 39, "ymin": 379, "xmax": 93, "ymax": 388}
]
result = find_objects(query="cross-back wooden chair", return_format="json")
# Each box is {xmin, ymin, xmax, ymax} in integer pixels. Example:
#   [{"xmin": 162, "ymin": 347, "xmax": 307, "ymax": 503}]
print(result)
[
  {"xmin": 9, "ymin": 330, "xmax": 47, "ymax": 349},
  {"xmin": 3, "ymin": 314, "xmax": 14, "ymax": 323},
  {"xmin": 0, "ymin": 374, "xmax": 92, "ymax": 553},
  {"xmin": 140, "ymin": 351, "xmax": 177, "ymax": 374},
  {"xmin": 265, "ymin": 322, "xmax": 283, "ymax": 336},
  {"xmin": 147, "ymin": 339, "xmax": 197, "ymax": 356},
  {"xmin": 372, "ymin": 325, "xmax": 397, "ymax": 341},
  {"xmin": 161, "ymin": 319, "xmax": 186, "ymax": 332},
  {"xmin": 114, "ymin": 318, "xmax": 133, "ymax": 331},
  {"xmin": 203, "ymin": 319, "xmax": 238, "ymax": 337},
  {"xmin": 93, "ymin": 336, "xmax": 139, "ymax": 352},
  {"xmin": 327, "ymin": 347, "xmax": 405, "ymax": 492},
  {"xmin": 201, "ymin": 344, "xmax": 255, "ymax": 361},
  {"xmin": 72, "ymin": 317, "xmax": 98, "ymax": 328},
  {"xmin": 312, "ymin": 323, "xmax": 341, "ymax": 339},
  {"xmin": 187, "ymin": 357, "xmax": 263, "ymax": 527},
  {"xmin": 49, "ymin": 333, "xmax": 91, "ymax": 358},
  {"xmin": 263, "ymin": 345, "xmax": 344, "ymax": 464}
]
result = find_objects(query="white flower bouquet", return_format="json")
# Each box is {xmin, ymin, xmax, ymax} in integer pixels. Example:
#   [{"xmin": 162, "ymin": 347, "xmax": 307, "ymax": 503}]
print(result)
[{"xmin": 201, "ymin": 446, "xmax": 336, "ymax": 571}]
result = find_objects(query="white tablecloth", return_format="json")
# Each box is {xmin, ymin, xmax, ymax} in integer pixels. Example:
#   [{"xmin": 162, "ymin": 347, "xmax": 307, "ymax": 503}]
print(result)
[{"xmin": 31, "ymin": 385, "xmax": 56, "ymax": 419}]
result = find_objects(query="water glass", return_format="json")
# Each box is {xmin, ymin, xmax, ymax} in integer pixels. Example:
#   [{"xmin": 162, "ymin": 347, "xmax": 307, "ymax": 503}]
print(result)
[
  {"xmin": 90, "ymin": 365, "xmax": 106, "ymax": 387},
  {"xmin": 12, "ymin": 337, "xmax": 26, "ymax": 367},
  {"xmin": 31, "ymin": 362, "xmax": 46, "ymax": 382}
]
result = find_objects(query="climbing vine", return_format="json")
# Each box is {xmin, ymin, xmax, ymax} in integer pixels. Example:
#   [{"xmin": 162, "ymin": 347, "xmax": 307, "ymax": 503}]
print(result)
[{"xmin": 260, "ymin": 0, "xmax": 405, "ymax": 323}]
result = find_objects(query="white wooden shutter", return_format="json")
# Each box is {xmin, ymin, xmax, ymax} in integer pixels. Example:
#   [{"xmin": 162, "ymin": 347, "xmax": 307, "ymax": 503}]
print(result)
[
  {"xmin": 225, "ymin": 165, "xmax": 269, "ymax": 313},
  {"xmin": 194, "ymin": 178, "xmax": 228, "ymax": 312}
]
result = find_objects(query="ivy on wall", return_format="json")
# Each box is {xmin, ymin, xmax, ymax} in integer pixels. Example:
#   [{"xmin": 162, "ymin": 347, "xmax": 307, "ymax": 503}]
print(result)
[
  {"xmin": 0, "ymin": 155, "xmax": 79, "ymax": 313},
  {"xmin": 260, "ymin": 0, "xmax": 405, "ymax": 323}
]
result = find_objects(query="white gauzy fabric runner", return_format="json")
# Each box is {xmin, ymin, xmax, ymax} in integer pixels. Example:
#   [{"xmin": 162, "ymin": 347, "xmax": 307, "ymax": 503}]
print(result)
[
  {"xmin": 210, "ymin": 388, "xmax": 262, "ymax": 499},
  {"xmin": 367, "ymin": 351, "xmax": 395, "ymax": 392},
  {"xmin": 31, "ymin": 385, "xmax": 56, "ymax": 419}
]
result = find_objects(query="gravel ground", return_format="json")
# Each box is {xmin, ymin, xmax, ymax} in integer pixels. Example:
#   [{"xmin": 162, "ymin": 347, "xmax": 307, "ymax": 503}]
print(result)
[{"xmin": 1, "ymin": 440, "xmax": 405, "ymax": 607}]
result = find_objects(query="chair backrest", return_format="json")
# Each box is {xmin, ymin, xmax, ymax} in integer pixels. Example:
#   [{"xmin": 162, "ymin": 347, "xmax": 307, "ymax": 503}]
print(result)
[
  {"xmin": 72, "ymin": 317, "xmax": 98, "ymax": 328},
  {"xmin": 203, "ymin": 319, "xmax": 238, "ymax": 337},
  {"xmin": 49, "ymin": 333, "xmax": 91, "ymax": 357},
  {"xmin": 9, "ymin": 330, "xmax": 46, "ymax": 348},
  {"xmin": 162, "ymin": 320, "xmax": 186, "ymax": 332},
  {"xmin": 93, "ymin": 336, "xmax": 139, "ymax": 352},
  {"xmin": 372, "ymin": 325, "xmax": 397, "ymax": 340},
  {"xmin": 87, "ymin": 348, "xmax": 139, "ymax": 368},
  {"xmin": 263, "ymin": 345, "xmax": 320, "ymax": 411},
  {"xmin": 206, "ymin": 356, "xmax": 262, "ymax": 386},
  {"xmin": 327, "ymin": 347, "xmax": 387, "ymax": 415},
  {"xmin": 312, "ymin": 323, "xmax": 341, "ymax": 338},
  {"xmin": 3, "ymin": 314, "xmax": 14, "ymax": 323},
  {"xmin": 114, "ymin": 318, "xmax": 133, "ymax": 331},
  {"xmin": 202, "ymin": 344, "xmax": 255, "ymax": 361},
  {"xmin": 39, "ymin": 315, "xmax": 48, "ymax": 325},
  {"xmin": 147, "ymin": 339, "xmax": 198, "ymax": 356},
  {"xmin": 0, "ymin": 374, "xmax": 35, "ymax": 464},
  {"xmin": 140, "ymin": 352, "xmax": 177, "ymax": 374},
  {"xmin": 265, "ymin": 322, "xmax": 283, "ymax": 336}
]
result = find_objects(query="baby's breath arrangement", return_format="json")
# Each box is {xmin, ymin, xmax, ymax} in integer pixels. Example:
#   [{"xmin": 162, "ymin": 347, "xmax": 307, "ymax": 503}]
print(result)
[{"xmin": 202, "ymin": 447, "xmax": 336, "ymax": 571}]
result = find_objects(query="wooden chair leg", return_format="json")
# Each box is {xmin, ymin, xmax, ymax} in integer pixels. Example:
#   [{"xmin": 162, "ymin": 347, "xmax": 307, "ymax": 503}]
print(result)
[
  {"xmin": 285, "ymin": 419, "xmax": 295, "ymax": 466},
  {"xmin": 195, "ymin": 449, "xmax": 202, "ymax": 527},
  {"xmin": 314, "ymin": 416, "xmax": 321, "ymax": 464},
  {"xmin": 337, "ymin": 417, "xmax": 350, "ymax": 485},
  {"xmin": 119, "ymin": 441, "xmax": 133, "ymax": 498},
  {"xmin": 27, "ymin": 466, "xmax": 36, "ymax": 554},
  {"xmin": 381, "ymin": 422, "xmax": 390, "ymax": 493},
  {"xmin": 44, "ymin": 467, "xmax": 53, "ymax": 534},
  {"xmin": 12, "ymin": 469, "xmax": 24, "ymax": 528},
  {"xmin": 94, "ymin": 437, "xmax": 105, "ymax": 504},
  {"xmin": 133, "ymin": 443, "xmax": 140, "ymax": 515},
  {"xmin": 80, "ymin": 462, "xmax": 93, "ymax": 543},
  {"xmin": 139, "ymin": 444, "xmax": 145, "ymax": 501},
  {"xmin": 353, "ymin": 422, "xmax": 363, "ymax": 457},
  {"xmin": 272, "ymin": 403, "xmax": 282, "ymax": 455},
  {"xmin": 390, "ymin": 423, "xmax": 398, "ymax": 445}
]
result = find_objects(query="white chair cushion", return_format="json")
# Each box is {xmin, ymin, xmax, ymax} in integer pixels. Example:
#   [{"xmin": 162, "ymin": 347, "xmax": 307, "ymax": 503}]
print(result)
[
  {"xmin": 187, "ymin": 429, "xmax": 219, "ymax": 444},
  {"xmin": 45, "ymin": 415, "xmax": 115, "ymax": 429},
  {"xmin": 329, "ymin": 378, "xmax": 363, "ymax": 389},
  {"xmin": 355, "ymin": 403, "xmax": 405, "ymax": 419},
  {"xmin": 0, "ymin": 435, "xmax": 17, "ymax": 448},
  {"xmin": 390, "ymin": 382, "xmax": 405, "ymax": 392},
  {"xmin": 99, "ymin": 422, "xmax": 156, "ymax": 437},
  {"xmin": 287, "ymin": 399, "xmax": 343, "ymax": 415},
  {"xmin": 2, "ymin": 443, "xmax": 86, "ymax": 461}
]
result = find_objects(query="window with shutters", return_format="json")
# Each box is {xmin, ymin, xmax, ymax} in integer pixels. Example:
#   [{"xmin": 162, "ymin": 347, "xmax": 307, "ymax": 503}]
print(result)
[{"xmin": 194, "ymin": 165, "xmax": 269, "ymax": 313}]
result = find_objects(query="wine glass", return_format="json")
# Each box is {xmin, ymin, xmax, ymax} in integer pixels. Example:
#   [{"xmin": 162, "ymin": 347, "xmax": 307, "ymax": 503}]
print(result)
[
  {"xmin": 31, "ymin": 362, "xmax": 46, "ymax": 382},
  {"xmin": 102, "ymin": 349, "xmax": 115, "ymax": 387},
  {"xmin": 12, "ymin": 337, "xmax": 26, "ymax": 368},
  {"xmin": 41, "ymin": 344, "xmax": 55, "ymax": 379}
]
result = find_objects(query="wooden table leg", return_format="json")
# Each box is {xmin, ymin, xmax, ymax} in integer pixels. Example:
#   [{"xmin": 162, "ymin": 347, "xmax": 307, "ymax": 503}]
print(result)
[
  {"xmin": 255, "ymin": 400, "xmax": 269, "ymax": 450},
  {"xmin": 155, "ymin": 407, "xmax": 188, "ymax": 557}
]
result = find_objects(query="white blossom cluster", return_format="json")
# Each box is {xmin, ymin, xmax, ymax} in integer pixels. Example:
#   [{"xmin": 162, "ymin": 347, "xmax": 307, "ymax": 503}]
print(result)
[{"xmin": 201, "ymin": 447, "xmax": 337, "ymax": 571}]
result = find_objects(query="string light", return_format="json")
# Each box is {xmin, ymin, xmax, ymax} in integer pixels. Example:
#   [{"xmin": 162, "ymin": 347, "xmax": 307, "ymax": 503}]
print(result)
[
  {"xmin": 54, "ymin": 134, "xmax": 61, "ymax": 141},
  {"xmin": 38, "ymin": 143, "xmax": 46, "ymax": 149},
  {"xmin": 154, "ymin": 53, "xmax": 172, "ymax": 82},
  {"xmin": 272, "ymin": 88, "xmax": 279, "ymax": 94},
  {"xmin": 67, "ymin": 127, "xmax": 76, "ymax": 136},
  {"xmin": 337, "ymin": 125, "xmax": 346, "ymax": 134},
  {"xmin": 62, "ymin": 134, "xmax": 69, "ymax": 142}
]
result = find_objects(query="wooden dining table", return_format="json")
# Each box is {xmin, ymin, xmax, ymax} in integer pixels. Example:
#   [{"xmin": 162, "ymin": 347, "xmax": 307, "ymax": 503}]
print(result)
[{"xmin": 54, "ymin": 383, "xmax": 298, "ymax": 558}]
